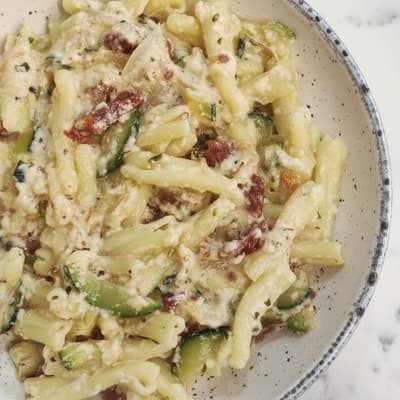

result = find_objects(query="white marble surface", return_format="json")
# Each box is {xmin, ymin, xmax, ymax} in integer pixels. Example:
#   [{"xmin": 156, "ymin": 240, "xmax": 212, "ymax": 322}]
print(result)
[{"xmin": 301, "ymin": 0, "xmax": 400, "ymax": 399}]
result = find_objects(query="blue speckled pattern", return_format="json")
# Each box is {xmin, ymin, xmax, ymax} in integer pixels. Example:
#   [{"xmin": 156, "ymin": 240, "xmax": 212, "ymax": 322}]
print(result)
[{"xmin": 280, "ymin": 1, "xmax": 393, "ymax": 399}]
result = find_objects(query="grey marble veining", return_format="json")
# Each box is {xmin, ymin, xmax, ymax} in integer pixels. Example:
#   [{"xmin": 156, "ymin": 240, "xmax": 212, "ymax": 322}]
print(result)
[
  {"xmin": 302, "ymin": 0, "xmax": 400, "ymax": 399},
  {"xmin": 344, "ymin": 11, "xmax": 399, "ymax": 28}
]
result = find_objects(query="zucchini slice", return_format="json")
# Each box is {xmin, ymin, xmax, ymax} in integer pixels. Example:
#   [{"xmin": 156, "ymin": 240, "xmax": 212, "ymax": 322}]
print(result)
[
  {"xmin": 249, "ymin": 110, "xmax": 274, "ymax": 141},
  {"xmin": 286, "ymin": 307, "xmax": 316, "ymax": 333},
  {"xmin": 97, "ymin": 111, "xmax": 140, "ymax": 178},
  {"xmin": 276, "ymin": 271, "xmax": 310, "ymax": 310},
  {"xmin": 27, "ymin": 127, "xmax": 39, "ymax": 152},
  {"xmin": 64, "ymin": 265, "xmax": 160, "ymax": 318},
  {"xmin": 172, "ymin": 327, "xmax": 229, "ymax": 387},
  {"xmin": 0, "ymin": 291, "xmax": 24, "ymax": 334},
  {"xmin": 14, "ymin": 127, "xmax": 35, "ymax": 153},
  {"xmin": 0, "ymin": 248, "xmax": 25, "ymax": 334},
  {"xmin": 59, "ymin": 342, "xmax": 101, "ymax": 370}
]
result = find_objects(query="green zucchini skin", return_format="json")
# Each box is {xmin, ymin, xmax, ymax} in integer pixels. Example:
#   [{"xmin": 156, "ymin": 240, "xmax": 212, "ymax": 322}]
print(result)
[
  {"xmin": 172, "ymin": 327, "xmax": 229, "ymax": 387},
  {"xmin": 0, "ymin": 290, "xmax": 24, "ymax": 334},
  {"xmin": 249, "ymin": 111, "xmax": 274, "ymax": 140},
  {"xmin": 276, "ymin": 271, "xmax": 310, "ymax": 310},
  {"xmin": 14, "ymin": 128, "xmax": 35, "ymax": 153},
  {"xmin": 286, "ymin": 307, "xmax": 316, "ymax": 333},
  {"xmin": 97, "ymin": 111, "xmax": 140, "ymax": 178},
  {"xmin": 27, "ymin": 127, "xmax": 39, "ymax": 152},
  {"xmin": 59, "ymin": 342, "xmax": 100, "ymax": 370},
  {"xmin": 64, "ymin": 265, "xmax": 160, "ymax": 318}
]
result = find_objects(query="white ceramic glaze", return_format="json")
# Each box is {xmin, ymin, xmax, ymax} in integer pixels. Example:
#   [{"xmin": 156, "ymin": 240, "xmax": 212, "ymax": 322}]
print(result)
[{"xmin": 0, "ymin": 1, "xmax": 391, "ymax": 400}]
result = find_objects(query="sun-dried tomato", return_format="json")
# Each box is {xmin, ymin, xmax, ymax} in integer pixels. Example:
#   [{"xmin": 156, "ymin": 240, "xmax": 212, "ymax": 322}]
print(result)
[
  {"xmin": 247, "ymin": 174, "xmax": 265, "ymax": 218},
  {"xmin": 220, "ymin": 222, "xmax": 266, "ymax": 258},
  {"xmin": 102, "ymin": 386, "xmax": 127, "ymax": 400},
  {"xmin": 162, "ymin": 293, "xmax": 182, "ymax": 313},
  {"xmin": 65, "ymin": 90, "xmax": 144, "ymax": 143},
  {"xmin": 87, "ymin": 82, "xmax": 116, "ymax": 105},
  {"xmin": 0, "ymin": 123, "xmax": 17, "ymax": 141},
  {"xmin": 103, "ymin": 33, "xmax": 138, "ymax": 54},
  {"xmin": 201, "ymin": 140, "xmax": 232, "ymax": 168},
  {"xmin": 218, "ymin": 54, "xmax": 230, "ymax": 63},
  {"xmin": 180, "ymin": 322, "xmax": 200, "ymax": 341},
  {"xmin": 24, "ymin": 237, "xmax": 40, "ymax": 257},
  {"xmin": 253, "ymin": 319, "xmax": 285, "ymax": 344},
  {"xmin": 64, "ymin": 128, "xmax": 93, "ymax": 144},
  {"xmin": 144, "ymin": 205, "xmax": 168, "ymax": 224},
  {"xmin": 166, "ymin": 39, "xmax": 175, "ymax": 59}
]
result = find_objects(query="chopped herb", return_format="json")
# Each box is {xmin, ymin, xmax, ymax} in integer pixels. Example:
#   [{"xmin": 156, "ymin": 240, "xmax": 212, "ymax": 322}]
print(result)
[
  {"xmin": 193, "ymin": 131, "xmax": 215, "ymax": 158},
  {"xmin": 45, "ymin": 55, "xmax": 58, "ymax": 65},
  {"xmin": 13, "ymin": 161, "xmax": 27, "ymax": 183},
  {"xmin": 212, "ymin": 13, "xmax": 220, "ymax": 22},
  {"xmin": 15, "ymin": 62, "xmax": 31, "ymax": 72},
  {"xmin": 28, "ymin": 37, "xmax": 34, "ymax": 44},
  {"xmin": 177, "ymin": 56, "xmax": 186, "ymax": 68},
  {"xmin": 237, "ymin": 37, "xmax": 246, "ymax": 58},
  {"xmin": 149, "ymin": 153, "xmax": 163, "ymax": 163},
  {"xmin": 28, "ymin": 86, "xmax": 37, "ymax": 94},
  {"xmin": 60, "ymin": 64, "xmax": 72, "ymax": 70},
  {"xmin": 193, "ymin": 287, "xmax": 203, "ymax": 297},
  {"xmin": 84, "ymin": 46, "xmax": 100, "ymax": 53},
  {"xmin": 210, "ymin": 103, "xmax": 217, "ymax": 122},
  {"xmin": 175, "ymin": 94, "xmax": 184, "ymax": 105},
  {"xmin": 193, "ymin": 146, "xmax": 201, "ymax": 159},
  {"xmin": 129, "ymin": 112, "xmax": 141, "ymax": 140},
  {"xmin": 163, "ymin": 274, "xmax": 177, "ymax": 286},
  {"xmin": 198, "ymin": 132, "xmax": 215, "ymax": 144},
  {"xmin": 265, "ymin": 20, "xmax": 296, "ymax": 40},
  {"xmin": 138, "ymin": 14, "xmax": 149, "ymax": 24},
  {"xmin": 153, "ymin": 286, "xmax": 162, "ymax": 294}
]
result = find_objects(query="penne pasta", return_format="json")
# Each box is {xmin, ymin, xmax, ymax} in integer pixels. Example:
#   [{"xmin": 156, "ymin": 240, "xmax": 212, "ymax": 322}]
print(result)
[{"xmin": 0, "ymin": 2, "xmax": 347, "ymax": 398}]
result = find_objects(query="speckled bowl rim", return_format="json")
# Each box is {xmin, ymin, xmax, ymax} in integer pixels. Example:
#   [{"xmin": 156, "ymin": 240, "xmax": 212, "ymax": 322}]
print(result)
[{"xmin": 278, "ymin": 1, "xmax": 393, "ymax": 399}]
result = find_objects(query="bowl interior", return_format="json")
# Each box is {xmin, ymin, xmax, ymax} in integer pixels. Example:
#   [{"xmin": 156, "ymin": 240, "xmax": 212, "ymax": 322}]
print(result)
[{"xmin": 0, "ymin": 1, "xmax": 390, "ymax": 400}]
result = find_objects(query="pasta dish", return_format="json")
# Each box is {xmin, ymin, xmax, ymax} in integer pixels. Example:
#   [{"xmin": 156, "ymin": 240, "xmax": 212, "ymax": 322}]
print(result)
[{"xmin": 0, "ymin": 0, "xmax": 346, "ymax": 399}]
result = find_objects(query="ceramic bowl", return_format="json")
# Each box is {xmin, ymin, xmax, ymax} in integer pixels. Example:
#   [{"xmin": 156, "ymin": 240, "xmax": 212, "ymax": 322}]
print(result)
[{"xmin": 0, "ymin": 0, "xmax": 392, "ymax": 399}]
